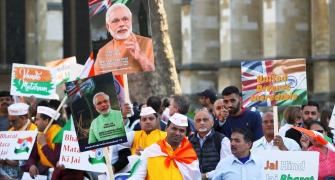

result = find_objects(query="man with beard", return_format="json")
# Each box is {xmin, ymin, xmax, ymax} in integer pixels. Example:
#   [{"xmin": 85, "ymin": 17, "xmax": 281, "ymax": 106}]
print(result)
[
  {"xmin": 88, "ymin": 92, "xmax": 124, "ymax": 144},
  {"xmin": 285, "ymin": 101, "xmax": 320, "ymax": 147},
  {"xmin": 212, "ymin": 128, "xmax": 265, "ymax": 180},
  {"xmin": 94, "ymin": 3, "xmax": 154, "ymax": 75},
  {"xmin": 129, "ymin": 113, "xmax": 201, "ymax": 180},
  {"xmin": 0, "ymin": 91, "xmax": 13, "ymax": 131},
  {"xmin": 219, "ymin": 86, "xmax": 263, "ymax": 141},
  {"xmin": 189, "ymin": 109, "xmax": 231, "ymax": 179}
]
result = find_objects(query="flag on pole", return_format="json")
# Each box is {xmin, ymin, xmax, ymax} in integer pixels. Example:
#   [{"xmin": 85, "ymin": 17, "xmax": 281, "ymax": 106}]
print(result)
[{"xmin": 292, "ymin": 126, "xmax": 335, "ymax": 152}]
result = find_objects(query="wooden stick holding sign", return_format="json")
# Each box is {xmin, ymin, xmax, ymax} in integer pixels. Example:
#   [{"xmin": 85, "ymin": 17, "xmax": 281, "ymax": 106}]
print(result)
[
  {"xmin": 103, "ymin": 147, "xmax": 114, "ymax": 180},
  {"xmin": 43, "ymin": 95, "xmax": 68, "ymax": 133},
  {"xmin": 273, "ymin": 106, "xmax": 279, "ymax": 135},
  {"xmin": 123, "ymin": 74, "xmax": 134, "ymax": 117}
]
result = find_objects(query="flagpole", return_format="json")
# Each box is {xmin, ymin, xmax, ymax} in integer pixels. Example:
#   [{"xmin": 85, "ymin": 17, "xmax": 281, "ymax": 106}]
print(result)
[
  {"xmin": 273, "ymin": 106, "xmax": 279, "ymax": 135},
  {"xmin": 103, "ymin": 147, "xmax": 114, "ymax": 180},
  {"xmin": 43, "ymin": 95, "xmax": 68, "ymax": 134}
]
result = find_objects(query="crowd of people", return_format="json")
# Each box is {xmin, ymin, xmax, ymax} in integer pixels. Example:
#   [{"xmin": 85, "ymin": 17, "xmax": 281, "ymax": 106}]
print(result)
[{"xmin": 1, "ymin": 85, "xmax": 335, "ymax": 180}]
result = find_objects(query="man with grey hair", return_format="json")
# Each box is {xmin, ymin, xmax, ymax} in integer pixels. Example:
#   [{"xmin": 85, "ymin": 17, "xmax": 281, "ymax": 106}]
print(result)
[
  {"xmin": 94, "ymin": 3, "xmax": 154, "ymax": 75},
  {"xmin": 88, "ymin": 92, "xmax": 123, "ymax": 144},
  {"xmin": 189, "ymin": 108, "xmax": 231, "ymax": 179}
]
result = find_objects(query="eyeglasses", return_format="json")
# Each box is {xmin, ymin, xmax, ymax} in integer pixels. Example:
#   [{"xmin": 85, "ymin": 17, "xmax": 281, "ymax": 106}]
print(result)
[{"xmin": 315, "ymin": 130, "xmax": 324, "ymax": 133}]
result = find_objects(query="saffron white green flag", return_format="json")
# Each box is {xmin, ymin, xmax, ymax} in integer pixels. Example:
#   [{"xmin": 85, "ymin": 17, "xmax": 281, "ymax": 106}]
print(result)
[
  {"xmin": 10, "ymin": 63, "xmax": 57, "ymax": 99},
  {"xmin": 0, "ymin": 131, "xmax": 38, "ymax": 160}
]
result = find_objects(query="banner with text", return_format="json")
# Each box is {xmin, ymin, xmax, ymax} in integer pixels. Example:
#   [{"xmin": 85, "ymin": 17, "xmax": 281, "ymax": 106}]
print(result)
[
  {"xmin": 241, "ymin": 59, "xmax": 307, "ymax": 108},
  {"xmin": 45, "ymin": 57, "xmax": 84, "ymax": 86},
  {"xmin": 258, "ymin": 151, "xmax": 319, "ymax": 180},
  {"xmin": 59, "ymin": 131, "xmax": 107, "ymax": 173},
  {"xmin": 10, "ymin": 63, "xmax": 57, "ymax": 99},
  {"xmin": 0, "ymin": 131, "xmax": 38, "ymax": 160},
  {"xmin": 328, "ymin": 105, "xmax": 335, "ymax": 129}
]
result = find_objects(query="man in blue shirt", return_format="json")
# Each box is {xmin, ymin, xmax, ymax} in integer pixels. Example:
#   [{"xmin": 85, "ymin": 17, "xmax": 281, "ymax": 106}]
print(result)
[
  {"xmin": 212, "ymin": 128, "xmax": 265, "ymax": 180},
  {"xmin": 215, "ymin": 86, "xmax": 263, "ymax": 141}
]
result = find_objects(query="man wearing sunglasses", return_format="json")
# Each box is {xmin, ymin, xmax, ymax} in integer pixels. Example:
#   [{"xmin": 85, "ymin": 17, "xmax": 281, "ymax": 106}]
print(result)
[{"xmin": 285, "ymin": 101, "xmax": 320, "ymax": 147}]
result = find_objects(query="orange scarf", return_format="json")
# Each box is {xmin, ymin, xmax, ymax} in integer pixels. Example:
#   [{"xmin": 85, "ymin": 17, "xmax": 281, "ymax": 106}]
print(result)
[{"xmin": 157, "ymin": 137, "xmax": 197, "ymax": 168}]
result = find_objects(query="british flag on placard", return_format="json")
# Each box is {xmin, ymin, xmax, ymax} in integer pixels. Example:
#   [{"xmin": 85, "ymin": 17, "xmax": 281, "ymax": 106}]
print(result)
[
  {"xmin": 88, "ymin": 0, "xmax": 131, "ymax": 17},
  {"xmin": 241, "ymin": 59, "xmax": 308, "ymax": 108}
]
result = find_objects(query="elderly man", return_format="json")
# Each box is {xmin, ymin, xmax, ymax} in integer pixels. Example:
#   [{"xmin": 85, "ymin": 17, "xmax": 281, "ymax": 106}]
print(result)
[
  {"xmin": 252, "ymin": 112, "xmax": 300, "ymax": 153},
  {"xmin": 189, "ymin": 109, "xmax": 231, "ymax": 179},
  {"xmin": 125, "ymin": 106, "xmax": 167, "ymax": 155},
  {"xmin": 129, "ymin": 113, "xmax": 201, "ymax": 180},
  {"xmin": 0, "ymin": 103, "xmax": 37, "ymax": 179},
  {"xmin": 95, "ymin": 3, "xmax": 154, "ymax": 75},
  {"xmin": 22, "ymin": 105, "xmax": 62, "ymax": 178},
  {"xmin": 213, "ymin": 128, "xmax": 265, "ymax": 180},
  {"xmin": 0, "ymin": 91, "xmax": 12, "ymax": 131},
  {"xmin": 88, "ymin": 92, "xmax": 124, "ymax": 144}
]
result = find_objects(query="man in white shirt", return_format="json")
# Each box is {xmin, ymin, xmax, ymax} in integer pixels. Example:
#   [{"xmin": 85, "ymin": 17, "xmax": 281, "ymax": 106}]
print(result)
[
  {"xmin": 213, "ymin": 128, "xmax": 265, "ymax": 180},
  {"xmin": 252, "ymin": 112, "xmax": 300, "ymax": 153}
]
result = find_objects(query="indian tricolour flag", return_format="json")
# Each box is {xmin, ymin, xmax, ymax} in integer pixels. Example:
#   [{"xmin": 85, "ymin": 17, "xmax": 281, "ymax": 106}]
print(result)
[
  {"xmin": 292, "ymin": 126, "xmax": 335, "ymax": 152},
  {"xmin": 14, "ymin": 137, "xmax": 33, "ymax": 154},
  {"xmin": 88, "ymin": 148, "xmax": 106, "ymax": 165}
]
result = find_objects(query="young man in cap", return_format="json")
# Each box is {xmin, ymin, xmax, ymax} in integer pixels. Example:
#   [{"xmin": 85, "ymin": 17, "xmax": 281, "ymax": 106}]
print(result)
[
  {"xmin": 0, "ymin": 103, "xmax": 37, "ymax": 179},
  {"xmin": 197, "ymin": 89, "xmax": 217, "ymax": 116},
  {"xmin": 124, "ymin": 106, "xmax": 167, "ymax": 155},
  {"xmin": 22, "ymin": 105, "xmax": 62, "ymax": 178},
  {"xmin": 0, "ymin": 91, "xmax": 13, "ymax": 131},
  {"xmin": 129, "ymin": 113, "xmax": 201, "ymax": 180}
]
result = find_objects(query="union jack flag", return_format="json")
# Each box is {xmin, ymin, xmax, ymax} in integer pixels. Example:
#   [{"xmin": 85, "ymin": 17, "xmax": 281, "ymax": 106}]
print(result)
[
  {"xmin": 241, "ymin": 60, "xmax": 275, "ymax": 108},
  {"xmin": 88, "ymin": 0, "xmax": 130, "ymax": 17},
  {"xmin": 241, "ymin": 59, "xmax": 307, "ymax": 108}
]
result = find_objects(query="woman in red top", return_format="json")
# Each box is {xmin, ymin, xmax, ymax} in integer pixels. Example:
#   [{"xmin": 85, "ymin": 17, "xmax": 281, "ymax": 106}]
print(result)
[{"xmin": 301, "ymin": 121, "xmax": 335, "ymax": 179}]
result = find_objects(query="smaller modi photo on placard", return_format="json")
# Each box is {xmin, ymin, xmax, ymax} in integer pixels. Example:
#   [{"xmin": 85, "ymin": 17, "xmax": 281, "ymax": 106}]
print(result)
[
  {"xmin": 88, "ymin": 0, "xmax": 155, "ymax": 75},
  {"xmin": 65, "ymin": 72, "xmax": 127, "ymax": 152}
]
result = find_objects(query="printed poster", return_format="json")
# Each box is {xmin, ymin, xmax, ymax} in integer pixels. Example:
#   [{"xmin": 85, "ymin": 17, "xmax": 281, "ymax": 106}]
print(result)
[
  {"xmin": 258, "ymin": 151, "xmax": 319, "ymax": 180},
  {"xmin": 10, "ymin": 63, "xmax": 57, "ymax": 99},
  {"xmin": 0, "ymin": 131, "xmax": 38, "ymax": 160},
  {"xmin": 65, "ymin": 73, "xmax": 127, "ymax": 152},
  {"xmin": 59, "ymin": 131, "xmax": 107, "ymax": 173},
  {"xmin": 45, "ymin": 56, "xmax": 84, "ymax": 86},
  {"xmin": 88, "ymin": 0, "xmax": 155, "ymax": 75},
  {"xmin": 241, "ymin": 59, "xmax": 307, "ymax": 108}
]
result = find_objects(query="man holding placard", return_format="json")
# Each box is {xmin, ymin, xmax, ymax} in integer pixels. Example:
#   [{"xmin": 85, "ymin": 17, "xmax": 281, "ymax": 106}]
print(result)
[
  {"xmin": 252, "ymin": 112, "xmax": 300, "ymax": 153},
  {"xmin": 0, "ymin": 103, "xmax": 37, "ymax": 179},
  {"xmin": 22, "ymin": 105, "xmax": 61, "ymax": 178}
]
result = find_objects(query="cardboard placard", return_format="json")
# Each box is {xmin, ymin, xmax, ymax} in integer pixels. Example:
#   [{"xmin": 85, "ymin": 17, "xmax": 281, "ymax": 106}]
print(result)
[
  {"xmin": 0, "ymin": 131, "xmax": 38, "ymax": 160},
  {"xmin": 241, "ymin": 59, "xmax": 307, "ymax": 108},
  {"xmin": 10, "ymin": 63, "xmax": 57, "ymax": 99}
]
